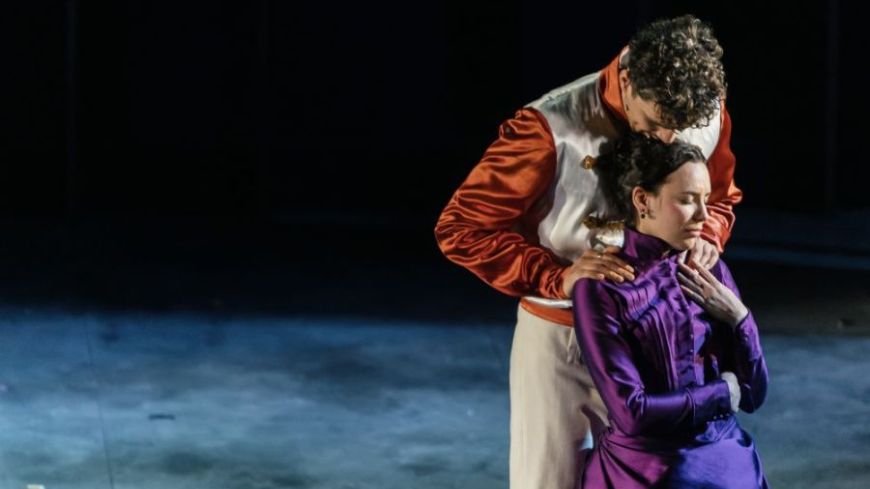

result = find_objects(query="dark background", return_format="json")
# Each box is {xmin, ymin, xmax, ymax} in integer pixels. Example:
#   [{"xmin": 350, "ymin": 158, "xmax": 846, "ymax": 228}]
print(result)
[{"xmin": 2, "ymin": 1, "xmax": 867, "ymax": 316}]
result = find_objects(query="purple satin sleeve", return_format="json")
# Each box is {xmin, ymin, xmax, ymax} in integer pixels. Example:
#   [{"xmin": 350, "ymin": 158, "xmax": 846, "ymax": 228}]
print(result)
[
  {"xmin": 573, "ymin": 279, "xmax": 732, "ymax": 437},
  {"xmin": 714, "ymin": 261, "xmax": 769, "ymax": 413}
]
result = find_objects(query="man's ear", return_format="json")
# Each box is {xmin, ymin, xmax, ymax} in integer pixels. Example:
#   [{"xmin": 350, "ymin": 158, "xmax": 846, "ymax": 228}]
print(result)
[{"xmin": 618, "ymin": 69, "xmax": 631, "ymax": 93}]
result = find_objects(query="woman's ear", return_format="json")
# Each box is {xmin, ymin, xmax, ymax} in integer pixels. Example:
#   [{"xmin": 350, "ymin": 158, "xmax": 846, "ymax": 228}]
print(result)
[{"xmin": 631, "ymin": 186, "xmax": 648, "ymax": 219}]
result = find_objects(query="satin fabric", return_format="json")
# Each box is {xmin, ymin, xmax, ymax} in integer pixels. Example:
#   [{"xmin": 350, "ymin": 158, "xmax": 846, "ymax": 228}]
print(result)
[
  {"xmin": 434, "ymin": 108, "xmax": 564, "ymax": 300},
  {"xmin": 572, "ymin": 227, "xmax": 768, "ymax": 489},
  {"xmin": 435, "ymin": 52, "xmax": 743, "ymax": 326}
]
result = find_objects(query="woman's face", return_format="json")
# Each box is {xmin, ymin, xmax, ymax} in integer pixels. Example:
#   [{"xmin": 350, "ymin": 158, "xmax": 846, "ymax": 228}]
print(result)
[{"xmin": 634, "ymin": 162, "xmax": 711, "ymax": 250}]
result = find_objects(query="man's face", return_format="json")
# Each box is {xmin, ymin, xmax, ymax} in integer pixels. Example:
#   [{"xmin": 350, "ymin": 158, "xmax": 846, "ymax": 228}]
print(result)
[{"xmin": 619, "ymin": 69, "xmax": 678, "ymax": 144}]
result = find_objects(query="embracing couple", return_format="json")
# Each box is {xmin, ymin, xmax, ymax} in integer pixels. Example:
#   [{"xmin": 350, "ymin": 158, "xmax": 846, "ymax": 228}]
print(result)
[{"xmin": 436, "ymin": 14, "xmax": 769, "ymax": 489}]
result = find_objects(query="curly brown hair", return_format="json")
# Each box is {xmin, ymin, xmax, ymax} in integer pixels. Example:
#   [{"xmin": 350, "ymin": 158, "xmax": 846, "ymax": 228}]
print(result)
[
  {"xmin": 596, "ymin": 133, "xmax": 706, "ymax": 223},
  {"xmin": 623, "ymin": 15, "xmax": 726, "ymax": 130}
]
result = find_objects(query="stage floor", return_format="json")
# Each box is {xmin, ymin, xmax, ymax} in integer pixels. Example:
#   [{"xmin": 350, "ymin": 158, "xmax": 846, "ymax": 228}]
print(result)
[{"xmin": 0, "ymin": 307, "xmax": 866, "ymax": 489}]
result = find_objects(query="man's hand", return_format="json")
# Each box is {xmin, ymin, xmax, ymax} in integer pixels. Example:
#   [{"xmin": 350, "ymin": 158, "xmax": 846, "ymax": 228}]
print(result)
[
  {"xmin": 561, "ymin": 246, "xmax": 635, "ymax": 297},
  {"xmin": 689, "ymin": 238, "xmax": 719, "ymax": 270}
]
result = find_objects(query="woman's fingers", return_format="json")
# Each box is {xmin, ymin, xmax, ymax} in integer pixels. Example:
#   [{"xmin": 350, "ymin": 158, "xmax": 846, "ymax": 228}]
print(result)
[
  {"xmin": 680, "ymin": 284, "xmax": 706, "ymax": 304},
  {"xmin": 680, "ymin": 262, "xmax": 714, "ymax": 287},
  {"xmin": 678, "ymin": 275, "xmax": 712, "ymax": 303},
  {"xmin": 678, "ymin": 263, "xmax": 704, "ymax": 286},
  {"xmin": 677, "ymin": 272, "xmax": 704, "ymax": 295}
]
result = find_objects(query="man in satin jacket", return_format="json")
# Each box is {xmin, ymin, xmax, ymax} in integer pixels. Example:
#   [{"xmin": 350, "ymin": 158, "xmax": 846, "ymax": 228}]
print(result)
[{"xmin": 434, "ymin": 15, "xmax": 742, "ymax": 489}]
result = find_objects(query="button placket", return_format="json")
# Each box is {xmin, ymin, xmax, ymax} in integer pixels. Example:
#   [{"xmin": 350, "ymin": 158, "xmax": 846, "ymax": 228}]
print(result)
[{"xmin": 670, "ymin": 269, "xmax": 697, "ymax": 385}]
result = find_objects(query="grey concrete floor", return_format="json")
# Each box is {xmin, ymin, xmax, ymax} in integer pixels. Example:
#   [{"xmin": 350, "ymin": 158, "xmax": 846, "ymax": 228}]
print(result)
[{"xmin": 0, "ymin": 306, "xmax": 867, "ymax": 489}]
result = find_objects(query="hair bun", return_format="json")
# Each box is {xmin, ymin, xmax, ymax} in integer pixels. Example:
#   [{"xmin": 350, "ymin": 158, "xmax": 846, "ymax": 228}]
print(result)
[{"xmin": 595, "ymin": 134, "xmax": 705, "ymax": 222}]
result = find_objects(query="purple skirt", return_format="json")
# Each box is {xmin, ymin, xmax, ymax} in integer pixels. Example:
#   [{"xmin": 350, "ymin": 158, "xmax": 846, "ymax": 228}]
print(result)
[{"xmin": 581, "ymin": 415, "xmax": 768, "ymax": 489}]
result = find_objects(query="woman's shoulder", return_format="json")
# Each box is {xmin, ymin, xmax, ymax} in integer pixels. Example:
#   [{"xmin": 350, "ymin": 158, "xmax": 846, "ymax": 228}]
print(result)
[
  {"xmin": 571, "ymin": 278, "xmax": 626, "ymax": 334},
  {"xmin": 573, "ymin": 277, "xmax": 614, "ymax": 306},
  {"xmin": 572, "ymin": 276, "xmax": 637, "ymax": 313}
]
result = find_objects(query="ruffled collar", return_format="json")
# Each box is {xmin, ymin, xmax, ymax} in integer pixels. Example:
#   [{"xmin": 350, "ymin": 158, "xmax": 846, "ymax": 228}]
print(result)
[{"xmin": 620, "ymin": 226, "xmax": 684, "ymax": 272}]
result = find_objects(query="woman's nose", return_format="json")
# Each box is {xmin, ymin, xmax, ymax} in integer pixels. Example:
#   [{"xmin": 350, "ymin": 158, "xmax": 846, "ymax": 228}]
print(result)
[{"xmin": 696, "ymin": 202, "xmax": 710, "ymax": 221}]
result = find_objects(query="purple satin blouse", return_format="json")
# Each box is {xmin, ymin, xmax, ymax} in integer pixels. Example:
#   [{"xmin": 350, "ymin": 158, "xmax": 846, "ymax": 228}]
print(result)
[{"xmin": 572, "ymin": 227, "xmax": 769, "ymax": 489}]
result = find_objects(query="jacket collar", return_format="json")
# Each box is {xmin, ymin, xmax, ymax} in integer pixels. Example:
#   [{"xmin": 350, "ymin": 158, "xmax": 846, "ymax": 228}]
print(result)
[{"xmin": 599, "ymin": 48, "xmax": 629, "ymax": 123}]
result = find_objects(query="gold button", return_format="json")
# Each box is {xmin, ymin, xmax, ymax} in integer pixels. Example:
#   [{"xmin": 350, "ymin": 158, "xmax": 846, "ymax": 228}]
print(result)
[
  {"xmin": 582, "ymin": 216, "xmax": 600, "ymax": 228},
  {"xmin": 582, "ymin": 155, "xmax": 596, "ymax": 169}
]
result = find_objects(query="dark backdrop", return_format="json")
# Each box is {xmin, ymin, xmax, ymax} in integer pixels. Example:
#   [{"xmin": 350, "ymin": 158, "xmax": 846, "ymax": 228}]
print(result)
[
  {"xmin": 5, "ymin": 1, "xmax": 865, "ymax": 218},
  {"xmin": 1, "ymin": 1, "xmax": 865, "ymax": 314}
]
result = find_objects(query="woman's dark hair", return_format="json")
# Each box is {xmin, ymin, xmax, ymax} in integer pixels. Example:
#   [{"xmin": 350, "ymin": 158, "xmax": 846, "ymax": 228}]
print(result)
[
  {"xmin": 596, "ymin": 134, "xmax": 706, "ymax": 222},
  {"xmin": 625, "ymin": 15, "xmax": 726, "ymax": 130}
]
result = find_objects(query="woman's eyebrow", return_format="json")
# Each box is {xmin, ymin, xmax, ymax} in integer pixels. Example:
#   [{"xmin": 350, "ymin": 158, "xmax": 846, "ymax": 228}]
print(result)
[{"xmin": 679, "ymin": 191, "xmax": 712, "ymax": 198}]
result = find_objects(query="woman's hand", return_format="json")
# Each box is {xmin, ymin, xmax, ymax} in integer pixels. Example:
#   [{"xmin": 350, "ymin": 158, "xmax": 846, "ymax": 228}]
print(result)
[
  {"xmin": 720, "ymin": 371, "xmax": 741, "ymax": 413},
  {"xmin": 677, "ymin": 260, "xmax": 748, "ymax": 327},
  {"xmin": 561, "ymin": 246, "xmax": 636, "ymax": 297}
]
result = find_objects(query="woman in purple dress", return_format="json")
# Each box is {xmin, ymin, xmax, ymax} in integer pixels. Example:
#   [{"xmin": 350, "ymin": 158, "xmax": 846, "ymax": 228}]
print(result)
[{"xmin": 572, "ymin": 134, "xmax": 768, "ymax": 489}]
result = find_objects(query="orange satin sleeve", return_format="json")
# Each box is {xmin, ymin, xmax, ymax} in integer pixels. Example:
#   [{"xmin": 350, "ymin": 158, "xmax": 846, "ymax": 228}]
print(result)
[
  {"xmin": 701, "ymin": 103, "xmax": 743, "ymax": 252},
  {"xmin": 434, "ymin": 108, "xmax": 568, "ymax": 299}
]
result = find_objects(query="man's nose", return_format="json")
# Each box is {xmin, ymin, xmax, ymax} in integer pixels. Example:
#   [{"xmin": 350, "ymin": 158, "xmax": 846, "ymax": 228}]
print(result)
[{"xmin": 654, "ymin": 128, "xmax": 678, "ymax": 144}]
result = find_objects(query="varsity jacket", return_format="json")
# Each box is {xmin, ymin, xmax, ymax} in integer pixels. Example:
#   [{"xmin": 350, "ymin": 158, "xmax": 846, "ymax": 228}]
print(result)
[{"xmin": 435, "ymin": 52, "xmax": 742, "ymax": 326}]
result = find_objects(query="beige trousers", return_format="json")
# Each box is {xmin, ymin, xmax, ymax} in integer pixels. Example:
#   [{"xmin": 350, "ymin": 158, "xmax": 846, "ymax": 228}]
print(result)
[{"xmin": 509, "ymin": 304, "xmax": 609, "ymax": 489}]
